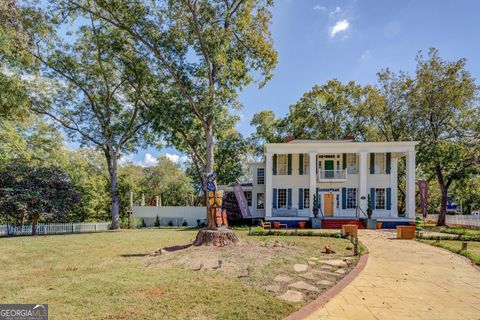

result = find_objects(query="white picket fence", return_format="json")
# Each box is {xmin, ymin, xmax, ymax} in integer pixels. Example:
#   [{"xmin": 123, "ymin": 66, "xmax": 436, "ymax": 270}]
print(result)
[
  {"xmin": 425, "ymin": 214, "xmax": 480, "ymax": 228},
  {"xmin": 0, "ymin": 222, "xmax": 111, "ymax": 237}
]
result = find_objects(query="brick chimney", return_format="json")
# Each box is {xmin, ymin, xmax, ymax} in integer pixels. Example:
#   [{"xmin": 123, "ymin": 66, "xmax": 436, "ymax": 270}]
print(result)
[{"xmin": 284, "ymin": 135, "xmax": 295, "ymax": 143}]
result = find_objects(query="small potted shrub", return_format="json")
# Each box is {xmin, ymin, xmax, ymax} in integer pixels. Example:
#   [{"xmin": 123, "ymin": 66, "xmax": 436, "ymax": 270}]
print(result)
[
  {"xmin": 366, "ymin": 194, "xmax": 377, "ymax": 230},
  {"xmin": 154, "ymin": 215, "xmax": 160, "ymax": 227},
  {"xmin": 310, "ymin": 194, "xmax": 322, "ymax": 229}
]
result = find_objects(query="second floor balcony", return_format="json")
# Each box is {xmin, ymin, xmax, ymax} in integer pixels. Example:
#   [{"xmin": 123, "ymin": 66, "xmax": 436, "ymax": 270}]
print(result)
[{"xmin": 318, "ymin": 169, "xmax": 348, "ymax": 182}]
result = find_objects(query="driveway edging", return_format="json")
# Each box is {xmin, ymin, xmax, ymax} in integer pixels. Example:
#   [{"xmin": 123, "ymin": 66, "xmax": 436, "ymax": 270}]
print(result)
[{"xmin": 284, "ymin": 253, "xmax": 369, "ymax": 320}]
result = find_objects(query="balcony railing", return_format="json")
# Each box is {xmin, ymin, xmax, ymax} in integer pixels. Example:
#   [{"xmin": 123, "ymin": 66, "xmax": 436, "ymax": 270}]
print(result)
[{"xmin": 318, "ymin": 170, "xmax": 347, "ymax": 181}]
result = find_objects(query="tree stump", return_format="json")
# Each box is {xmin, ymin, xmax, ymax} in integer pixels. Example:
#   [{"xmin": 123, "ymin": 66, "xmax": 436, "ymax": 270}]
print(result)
[{"xmin": 193, "ymin": 227, "xmax": 239, "ymax": 246}]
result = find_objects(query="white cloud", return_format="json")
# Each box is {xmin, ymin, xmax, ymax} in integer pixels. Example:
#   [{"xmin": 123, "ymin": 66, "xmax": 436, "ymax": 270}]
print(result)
[
  {"xmin": 118, "ymin": 154, "xmax": 134, "ymax": 166},
  {"xmin": 330, "ymin": 19, "xmax": 350, "ymax": 38},
  {"xmin": 360, "ymin": 50, "xmax": 372, "ymax": 63},
  {"xmin": 313, "ymin": 5, "xmax": 327, "ymax": 11},
  {"xmin": 165, "ymin": 153, "xmax": 189, "ymax": 165},
  {"xmin": 143, "ymin": 153, "xmax": 159, "ymax": 166},
  {"xmin": 329, "ymin": 6, "xmax": 342, "ymax": 17}
]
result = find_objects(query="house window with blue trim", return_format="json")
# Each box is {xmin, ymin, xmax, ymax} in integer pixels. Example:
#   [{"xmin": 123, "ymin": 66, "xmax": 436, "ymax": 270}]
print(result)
[
  {"xmin": 256, "ymin": 168, "xmax": 264, "ymax": 184},
  {"xmin": 375, "ymin": 188, "xmax": 386, "ymax": 209},
  {"xmin": 277, "ymin": 188, "xmax": 287, "ymax": 208},
  {"xmin": 257, "ymin": 193, "xmax": 264, "ymax": 209},
  {"xmin": 374, "ymin": 153, "xmax": 386, "ymax": 174},
  {"xmin": 303, "ymin": 188, "xmax": 310, "ymax": 209},
  {"xmin": 346, "ymin": 188, "xmax": 357, "ymax": 209},
  {"xmin": 277, "ymin": 155, "xmax": 287, "ymax": 175},
  {"xmin": 347, "ymin": 154, "xmax": 357, "ymax": 174}
]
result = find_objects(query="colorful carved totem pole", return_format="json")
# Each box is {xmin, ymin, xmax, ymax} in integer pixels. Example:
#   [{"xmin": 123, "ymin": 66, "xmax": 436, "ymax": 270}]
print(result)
[{"xmin": 205, "ymin": 172, "xmax": 228, "ymax": 229}]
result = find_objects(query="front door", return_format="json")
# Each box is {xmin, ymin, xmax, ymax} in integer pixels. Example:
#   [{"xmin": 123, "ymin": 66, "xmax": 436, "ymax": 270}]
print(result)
[
  {"xmin": 325, "ymin": 160, "xmax": 334, "ymax": 178},
  {"xmin": 324, "ymin": 193, "xmax": 334, "ymax": 216}
]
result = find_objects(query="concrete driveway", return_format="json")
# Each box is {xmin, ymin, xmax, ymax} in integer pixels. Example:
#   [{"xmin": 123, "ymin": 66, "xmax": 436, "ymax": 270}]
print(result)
[{"xmin": 305, "ymin": 230, "xmax": 480, "ymax": 320}]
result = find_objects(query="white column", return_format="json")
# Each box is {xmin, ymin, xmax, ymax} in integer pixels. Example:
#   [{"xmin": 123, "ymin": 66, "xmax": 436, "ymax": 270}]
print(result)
[
  {"xmin": 406, "ymin": 151, "xmax": 416, "ymax": 219},
  {"xmin": 359, "ymin": 152, "xmax": 368, "ymax": 213},
  {"xmin": 390, "ymin": 157, "xmax": 398, "ymax": 217},
  {"xmin": 265, "ymin": 152, "xmax": 273, "ymax": 218},
  {"xmin": 309, "ymin": 152, "xmax": 317, "ymax": 216}
]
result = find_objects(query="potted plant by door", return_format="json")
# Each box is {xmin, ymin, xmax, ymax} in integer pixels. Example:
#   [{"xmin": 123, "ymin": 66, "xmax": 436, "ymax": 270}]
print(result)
[
  {"xmin": 366, "ymin": 194, "xmax": 377, "ymax": 229},
  {"xmin": 310, "ymin": 194, "xmax": 322, "ymax": 229}
]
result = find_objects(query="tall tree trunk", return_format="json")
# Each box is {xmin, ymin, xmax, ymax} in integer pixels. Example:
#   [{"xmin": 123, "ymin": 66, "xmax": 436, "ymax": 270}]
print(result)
[
  {"xmin": 204, "ymin": 122, "xmax": 215, "ymax": 228},
  {"xmin": 108, "ymin": 152, "xmax": 120, "ymax": 230},
  {"xmin": 436, "ymin": 164, "xmax": 447, "ymax": 226}
]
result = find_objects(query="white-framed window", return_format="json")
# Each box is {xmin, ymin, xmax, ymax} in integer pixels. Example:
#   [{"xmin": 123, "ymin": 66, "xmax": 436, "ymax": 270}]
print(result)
[
  {"xmin": 256, "ymin": 168, "xmax": 264, "ymax": 184},
  {"xmin": 277, "ymin": 154, "xmax": 287, "ymax": 175},
  {"xmin": 375, "ymin": 188, "xmax": 386, "ymax": 209},
  {"xmin": 277, "ymin": 188, "xmax": 287, "ymax": 209},
  {"xmin": 244, "ymin": 191, "xmax": 252, "ymax": 206},
  {"xmin": 257, "ymin": 193, "xmax": 264, "ymax": 209},
  {"xmin": 303, "ymin": 188, "xmax": 310, "ymax": 208},
  {"xmin": 346, "ymin": 188, "xmax": 357, "ymax": 209},
  {"xmin": 303, "ymin": 154, "xmax": 310, "ymax": 174},
  {"xmin": 374, "ymin": 153, "xmax": 386, "ymax": 174},
  {"xmin": 347, "ymin": 153, "xmax": 358, "ymax": 174}
]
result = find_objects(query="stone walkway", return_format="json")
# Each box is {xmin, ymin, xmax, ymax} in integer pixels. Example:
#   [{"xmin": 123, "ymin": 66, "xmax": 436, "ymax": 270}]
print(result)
[{"xmin": 305, "ymin": 230, "xmax": 480, "ymax": 320}]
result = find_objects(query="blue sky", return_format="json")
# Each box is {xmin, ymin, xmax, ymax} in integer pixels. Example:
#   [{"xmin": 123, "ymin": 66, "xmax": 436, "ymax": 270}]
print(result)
[{"xmin": 125, "ymin": 0, "xmax": 480, "ymax": 166}]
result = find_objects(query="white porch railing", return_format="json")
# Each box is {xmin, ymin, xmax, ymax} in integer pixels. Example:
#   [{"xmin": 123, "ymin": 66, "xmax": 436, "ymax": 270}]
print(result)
[
  {"xmin": 317, "ymin": 170, "xmax": 347, "ymax": 181},
  {"xmin": 0, "ymin": 222, "xmax": 111, "ymax": 237}
]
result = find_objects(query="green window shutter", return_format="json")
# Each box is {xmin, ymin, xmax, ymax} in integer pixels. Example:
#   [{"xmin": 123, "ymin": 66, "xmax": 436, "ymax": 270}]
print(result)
[
  {"xmin": 341, "ymin": 188, "xmax": 346, "ymax": 209},
  {"xmin": 370, "ymin": 188, "xmax": 376, "ymax": 210},
  {"xmin": 299, "ymin": 154, "xmax": 304, "ymax": 175},
  {"xmin": 386, "ymin": 153, "xmax": 391, "ymax": 174},
  {"xmin": 273, "ymin": 188, "xmax": 277, "ymax": 209},
  {"xmin": 386, "ymin": 188, "xmax": 392, "ymax": 210},
  {"xmin": 370, "ymin": 153, "xmax": 375, "ymax": 174},
  {"xmin": 272, "ymin": 154, "xmax": 277, "ymax": 175},
  {"xmin": 342, "ymin": 153, "xmax": 347, "ymax": 170},
  {"xmin": 287, "ymin": 188, "xmax": 292, "ymax": 208},
  {"xmin": 299, "ymin": 188, "xmax": 304, "ymax": 209},
  {"xmin": 287, "ymin": 154, "xmax": 292, "ymax": 175}
]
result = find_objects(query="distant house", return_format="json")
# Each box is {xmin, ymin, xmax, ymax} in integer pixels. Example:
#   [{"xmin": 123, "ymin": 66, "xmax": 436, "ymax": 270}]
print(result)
[{"xmin": 221, "ymin": 138, "xmax": 418, "ymax": 228}]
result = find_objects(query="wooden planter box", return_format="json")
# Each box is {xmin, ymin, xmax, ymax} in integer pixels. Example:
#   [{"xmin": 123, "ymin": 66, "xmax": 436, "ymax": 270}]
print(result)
[
  {"xmin": 396, "ymin": 225, "xmax": 416, "ymax": 239},
  {"xmin": 272, "ymin": 222, "xmax": 280, "ymax": 229},
  {"xmin": 342, "ymin": 224, "xmax": 358, "ymax": 237}
]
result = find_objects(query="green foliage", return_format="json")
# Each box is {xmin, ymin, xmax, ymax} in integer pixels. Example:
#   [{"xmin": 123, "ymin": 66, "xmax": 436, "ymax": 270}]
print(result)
[
  {"xmin": 248, "ymin": 227, "xmax": 342, "ymax": 238},
  {"xmin": 167, "ymin": 220, "xmax": 173, "ymax": 227},
  {"xmin": 141, "ymin": 219, "xmax": 146, "ymax": 228},
  {"xmin": 182, "ymin": 221, "xmax": 188, "ymax": 227},
  {"xmin": 154, "ymin": 216, "xmax": 160, "ymax": 227},
  {"xmin": 0, "ymin": 162, "xmax": 80, "ymax": 228}
]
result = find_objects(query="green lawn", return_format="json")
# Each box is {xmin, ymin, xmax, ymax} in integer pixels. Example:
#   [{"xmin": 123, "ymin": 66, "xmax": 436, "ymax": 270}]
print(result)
[
  {"xmin": 419, "ymin": 239, "xmax": 480, "ymax": 265},
  {"xmin": 0, "ymin": 228, "xmax": 357, "ymax": 319}
]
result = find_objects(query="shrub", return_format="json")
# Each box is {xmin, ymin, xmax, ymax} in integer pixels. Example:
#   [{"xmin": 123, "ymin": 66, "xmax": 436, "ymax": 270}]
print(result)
[
  {"xmin": 141, "ymin": 219, "xmax": 147, "ymax": 228},
  {"xmin": 154, "ymin": 215, "xmax": 160, "ymax": 227},
  {"xmin": 167, "ymin": 220, "xmax": 174, "ymax": 227},
  {"xmin": 182, "ymin": 221, "xmax": 188, "ymax": 227}
]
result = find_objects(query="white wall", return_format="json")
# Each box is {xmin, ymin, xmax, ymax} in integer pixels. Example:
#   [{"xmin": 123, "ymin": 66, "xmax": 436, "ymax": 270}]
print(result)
[{"xmin": 133, "ymin": 206, "xmax": 206, "ymax": 227}]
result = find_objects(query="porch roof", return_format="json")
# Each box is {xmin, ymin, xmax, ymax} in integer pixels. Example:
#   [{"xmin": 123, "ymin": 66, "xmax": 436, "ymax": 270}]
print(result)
[{"xmin": 264, "ymin": 140, "xmax": 418, "ymax": 155}]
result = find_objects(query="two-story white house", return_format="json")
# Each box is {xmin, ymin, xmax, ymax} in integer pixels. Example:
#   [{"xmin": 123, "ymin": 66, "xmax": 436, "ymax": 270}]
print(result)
[{"xmin": 221, "ymin": 138, "xmax": 418, "ymax": 228}]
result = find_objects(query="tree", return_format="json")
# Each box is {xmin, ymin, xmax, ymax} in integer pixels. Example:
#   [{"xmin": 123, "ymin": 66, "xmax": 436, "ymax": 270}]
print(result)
[
  {"xmin": 0, "ymin": 162, "xmax": 80, "ymax": 235},
  {"xmin": 249, "ymin": 110, "xmax": 286, "ymax": 157},
  {"xmin": 139, "ymin": 156, "xmax": 194, "ymax": 207},
  {"xmin": 408, "ymin": 49, "xmax": 480, "ymax": 226},
  {"xmin": 286, "ymin": 80, "xmax": 375, "ymax": 142},
  {"xmin": 63, "ymin": 0, "xmax": 278, "ymax": 238},
  {"xmin": 20, "ymin": 10, "xmax": 157, "ymax": 229}
]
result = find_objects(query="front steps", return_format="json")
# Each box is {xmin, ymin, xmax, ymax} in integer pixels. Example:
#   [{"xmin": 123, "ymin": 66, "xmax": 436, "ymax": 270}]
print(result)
[{"xmin": 322, "ymin": 219, "xmax": 365, "ymax": 229}]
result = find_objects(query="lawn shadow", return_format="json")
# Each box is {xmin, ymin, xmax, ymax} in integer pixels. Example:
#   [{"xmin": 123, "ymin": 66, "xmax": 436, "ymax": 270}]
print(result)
[
  {"xmin": 162, "ymin": 243, "xmax": 193, "ymax": 252},
  {"xmin": 120, "ymin": 253, "xmax": 150, "ymax": 258}
]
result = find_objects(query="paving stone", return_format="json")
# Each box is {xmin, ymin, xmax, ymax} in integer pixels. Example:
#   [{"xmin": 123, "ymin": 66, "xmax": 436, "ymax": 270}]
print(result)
[
  {"xmin": 307, "ymin": 260, "xmax": 316, "ymax": 265},
  {"xmin": 293, "ymin": 263, "xmax": 308, "ymax": 272},
  {"xmin": 278, "ymin": 290, "xmax": 304, "ymax": 302},
  {"xmin": 320, "ymin": 265, "xmax": 334, "ymax": 270},
  {"xmin": 288, "ymin": 280, "xmax": 320, "ymax": 292},
  {"xmin": 274, "ymin": 275, "xmax": 293, "ymax": 283},
  {"xmin": 319, "ymin": 259, "xmax": 348, "ymax": 267},
  {"xmin": 298, "ymin": 272, "xmax": 318, "ymax": 280},
  {"xmin": 312, "ymin": 269, "xmax": 343, "ymax": 277},
  {"xmin": 335, "ymin": 268, "xmax": 346, "ymax": 274},
  {"xmin": 341, "ymin": 257, "xmax": 356, "ymax": 261},
  {"xmin": 308, "ymin": 257, "xmax": 319, "ymax": 261},
  {"xmin": 263, "ymin": 285, "xmax": 280, "ymax": 293},
  {"xmin": 317, "ymin": 279, "xmax": 334, "ymax": 286}
]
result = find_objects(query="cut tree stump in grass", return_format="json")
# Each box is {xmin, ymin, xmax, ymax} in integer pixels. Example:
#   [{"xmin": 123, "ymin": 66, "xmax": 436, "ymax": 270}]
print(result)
[{"xmin": 194, "ymin": 227, "xmax": 239, "ymax": 246}]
